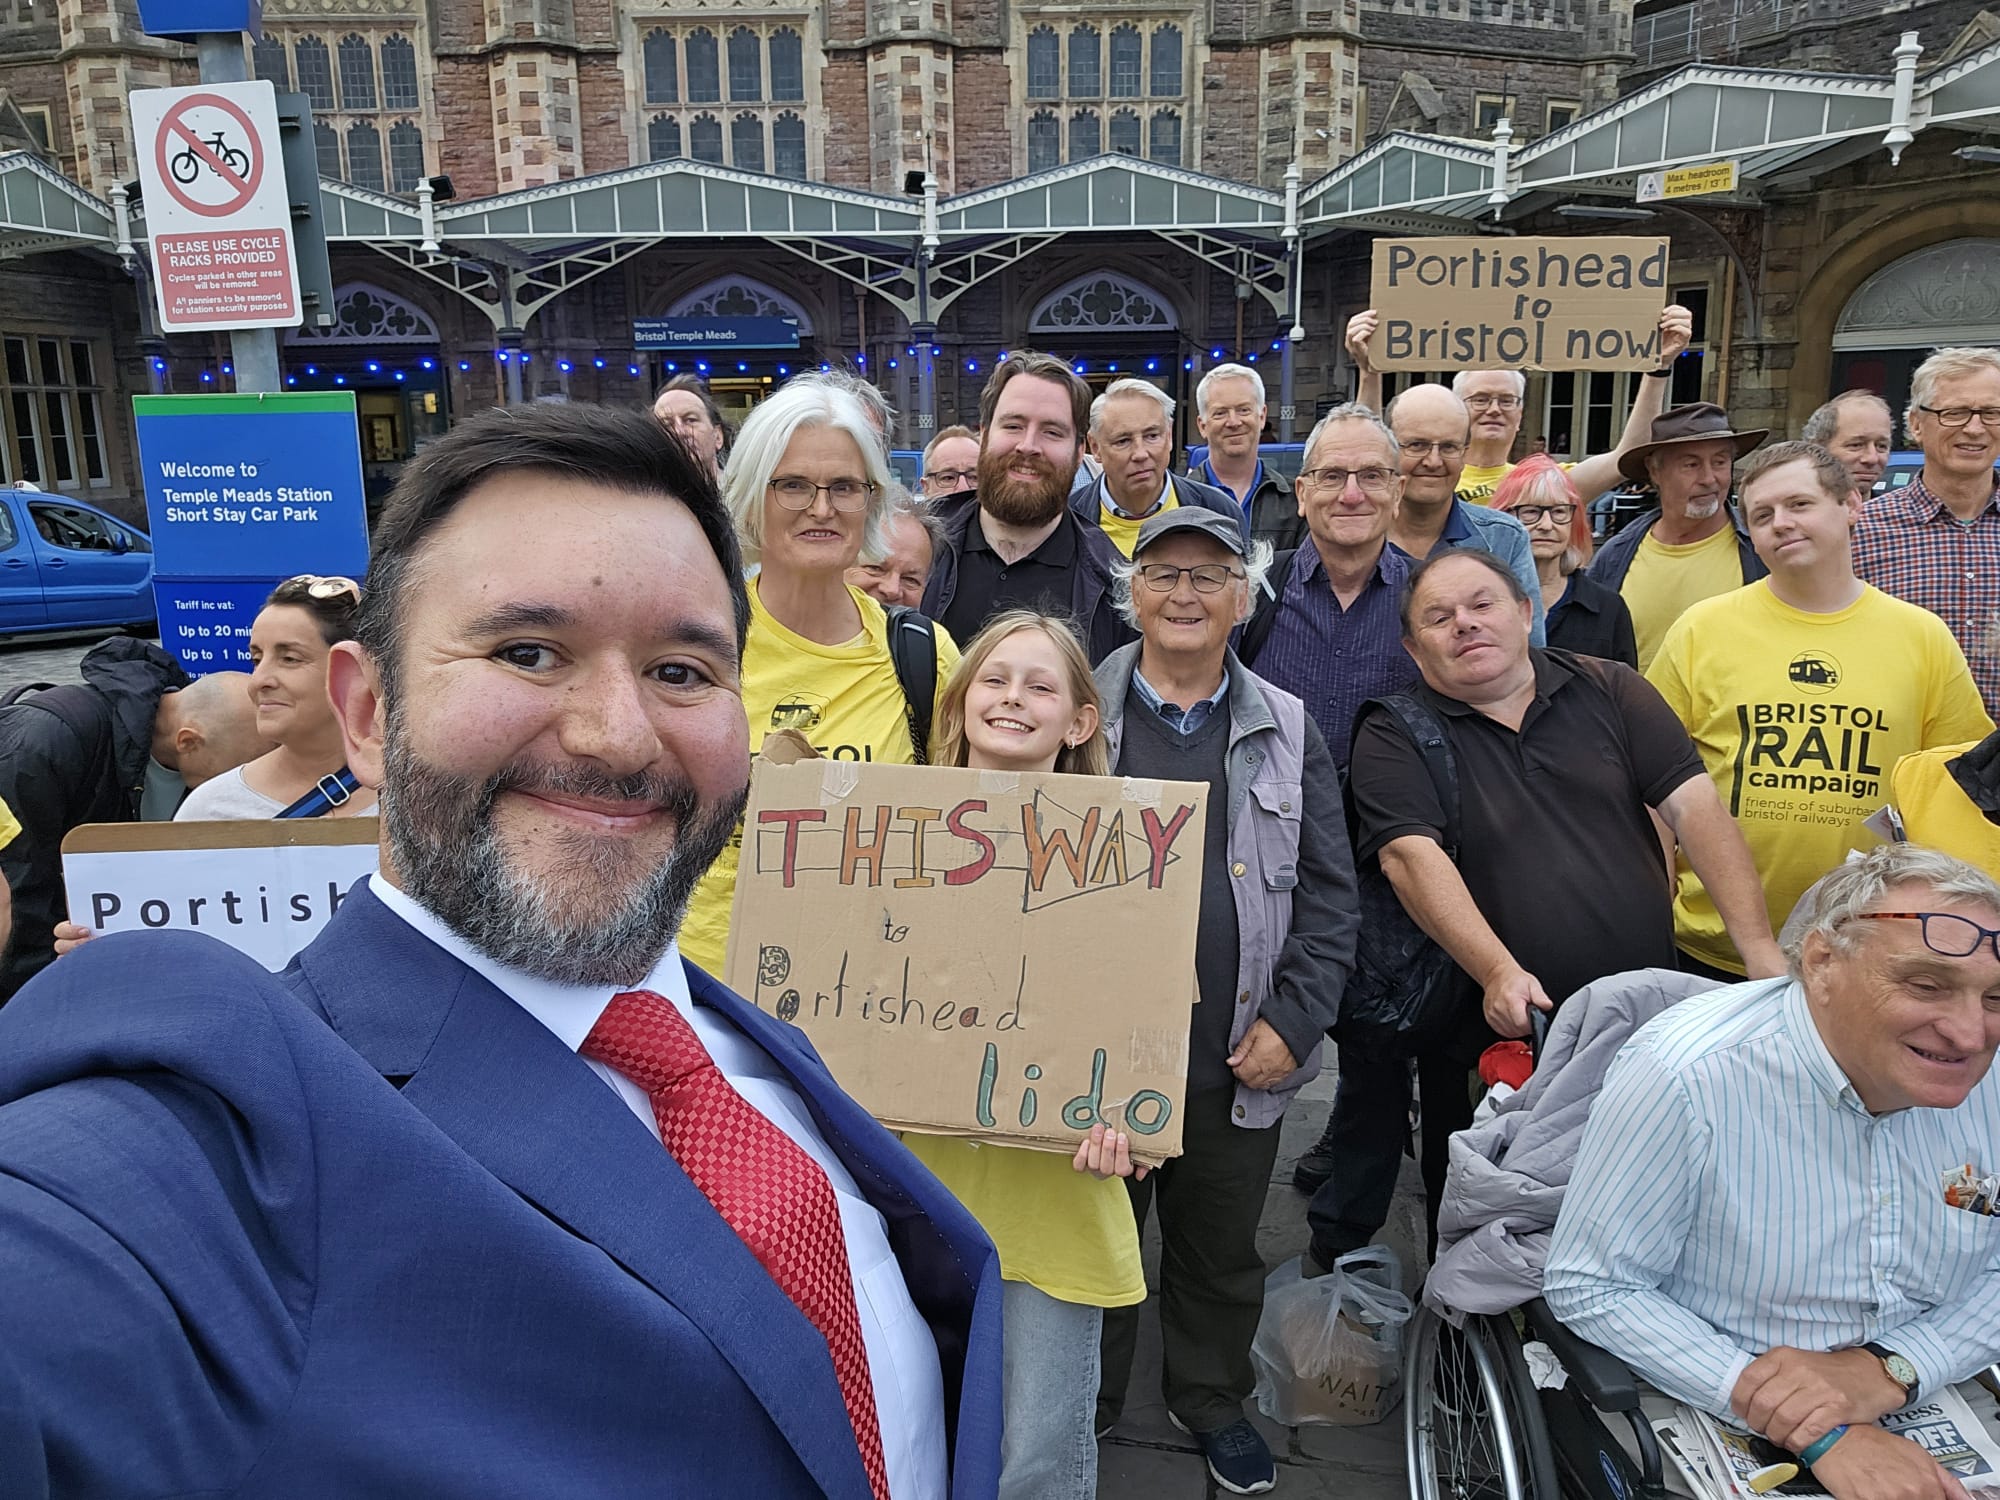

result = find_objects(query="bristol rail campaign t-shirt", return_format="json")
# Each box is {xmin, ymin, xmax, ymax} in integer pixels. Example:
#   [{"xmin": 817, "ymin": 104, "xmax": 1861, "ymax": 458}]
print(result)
[
  {"xmin": 678, "ymin": 581, "xmax": 959, "ymax": 978},
  {"xmin": 1648, "ymin": 581, "xmax": 1992, "ymax": 973}
]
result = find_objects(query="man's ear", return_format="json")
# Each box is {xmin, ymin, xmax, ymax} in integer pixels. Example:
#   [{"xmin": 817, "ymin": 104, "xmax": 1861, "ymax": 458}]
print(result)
[
  {"xmin": 326, "ymin": 641, "xmax": 388, "ymax": 790},
  {"xmin": 173, "ymin": 724, "xmax": 205, "ymax": 758}
]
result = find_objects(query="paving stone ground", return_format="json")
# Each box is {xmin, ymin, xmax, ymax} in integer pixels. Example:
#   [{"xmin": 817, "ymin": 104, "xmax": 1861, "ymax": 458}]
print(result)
[{"xmin": 1097, "ymin": 1064, "xmax": 1425, "ymax": 1500}]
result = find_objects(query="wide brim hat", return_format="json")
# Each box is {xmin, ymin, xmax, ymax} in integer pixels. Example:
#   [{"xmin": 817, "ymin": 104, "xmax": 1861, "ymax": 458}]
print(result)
[{"xmin": 1617, "ymin": 401, "xmax": 1769, "ymax": 483}]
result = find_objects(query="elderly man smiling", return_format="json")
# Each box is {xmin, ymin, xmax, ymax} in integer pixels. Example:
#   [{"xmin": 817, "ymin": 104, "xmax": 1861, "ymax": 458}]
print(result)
[
  {"xmin": 1547, "ymin": 843, "xmax": 2000, "ymax": 1500},
  {"xmin": 1092, "ymin": 506, "xmax": 1356, "ymax": 1495}
]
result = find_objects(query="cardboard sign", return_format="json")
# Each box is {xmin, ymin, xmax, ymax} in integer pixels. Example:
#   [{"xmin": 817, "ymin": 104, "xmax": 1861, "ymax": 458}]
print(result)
[
  {"xmin": 724, "ymin": 745, "xmax": 1208, "ymax": 1162},
  {"xmin": 62, "ymin": 819, "xmax": 379, "ymax": 970},
  {"xmin": 1368, "ymin": 235, "xmax": 1670, "ymax": 371}
]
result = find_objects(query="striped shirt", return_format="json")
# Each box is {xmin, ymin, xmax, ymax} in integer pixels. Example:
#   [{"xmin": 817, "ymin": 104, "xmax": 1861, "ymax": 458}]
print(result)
[
  {"xmin": 1544, "ymin": 977, "xmax": 2000, "ymax": 1420},
  {"xmin": 1247, "ymin": 542, "xmax": 1413, "ymax": 768},
  {"xmin": 1852, "ymin": 474, "xmax": 2000, "ymax": 721}
]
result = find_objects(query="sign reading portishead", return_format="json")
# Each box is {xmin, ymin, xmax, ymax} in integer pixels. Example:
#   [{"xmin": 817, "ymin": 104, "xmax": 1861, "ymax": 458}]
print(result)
[
  {"xmin": 632, "ymin": 316, "xmax": 801, "ymax": 350},
  {"xmin": 1367, "ymin": 235, "xmax": 1671, "ymax": 372},
  {"xmin": 132, "ymin": 80, "xmax": 301, "ymax": 331}
]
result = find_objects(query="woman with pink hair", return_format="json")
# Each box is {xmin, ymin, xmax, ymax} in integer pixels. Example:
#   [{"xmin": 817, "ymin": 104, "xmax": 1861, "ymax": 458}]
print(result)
[{"xmin": 1491, "ymin": 455, "xmax": 1637, "ymax": 667}]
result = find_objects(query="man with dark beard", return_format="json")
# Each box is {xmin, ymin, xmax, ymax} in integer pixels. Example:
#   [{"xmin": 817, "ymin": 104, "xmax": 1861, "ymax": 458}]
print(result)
[
  {"xmin": 922, "ymin": 350, "xmax": 1137, "ymax": 663},
  {"xmin": 0, "ymin": 405, "xmax": 1005, "ymax": 1500}
]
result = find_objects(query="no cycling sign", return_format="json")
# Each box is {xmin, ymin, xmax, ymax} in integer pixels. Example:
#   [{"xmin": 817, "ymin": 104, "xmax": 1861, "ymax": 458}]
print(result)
[{"xmin": 132, "ymin": 80, "xmax": 301, "ymax": 331}]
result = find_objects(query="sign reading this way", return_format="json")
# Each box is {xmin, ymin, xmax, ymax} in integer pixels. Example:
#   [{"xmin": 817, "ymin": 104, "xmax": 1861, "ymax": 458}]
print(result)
[
  {"xmin": 132, "ymin": 80, "xmax": 302, "ymax": 332},
  {"xmin": 724, "ymin": 739, "xmax": 1207, "ymax": 1163},
  {"xmin": 1367, "ymin": 235, "xmax": 1671, "ymax": 372}
]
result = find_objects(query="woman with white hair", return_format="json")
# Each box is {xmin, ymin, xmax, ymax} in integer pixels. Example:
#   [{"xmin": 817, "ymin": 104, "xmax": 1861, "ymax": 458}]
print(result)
[{"xmin": 676, "ymin": 379, "xmax": 961, "ymax": 976}]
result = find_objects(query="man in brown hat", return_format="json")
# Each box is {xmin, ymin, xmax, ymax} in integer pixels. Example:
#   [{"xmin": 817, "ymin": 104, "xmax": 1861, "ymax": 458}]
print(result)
[{"xmin": 1587, "ymin": 401, "xmax": 1770, "ymax": 671}]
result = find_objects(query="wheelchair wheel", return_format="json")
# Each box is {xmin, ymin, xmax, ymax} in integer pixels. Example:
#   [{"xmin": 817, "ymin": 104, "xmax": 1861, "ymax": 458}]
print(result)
[{"xmin": 1406, "ymin": 1305, "xmax": 1559, "ymax": 1500}]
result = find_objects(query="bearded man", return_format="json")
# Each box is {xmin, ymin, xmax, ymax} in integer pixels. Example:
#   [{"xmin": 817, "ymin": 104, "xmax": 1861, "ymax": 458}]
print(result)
[
  {"xmin": 922, "ymin": 351, "xmax": 1137, "ymax": 664},
  {"xmin": 0, "ymin": 404, "xmax": 1005, "ymax": 1500}
]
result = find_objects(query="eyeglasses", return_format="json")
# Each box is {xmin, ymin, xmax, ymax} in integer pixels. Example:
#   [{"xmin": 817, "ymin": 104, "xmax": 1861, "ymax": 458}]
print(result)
[
  {"xmin": 1136, "ymin": 563, "xmax": 1245, "ymax": 594},
  {"xmin": 1918, "ymin": 405, "xmax": 2000, "ymax": 429},
  {"xmin": 923, "ymin": 468, "xmax": 977, "ymax": 490},
  {"xmin": 1298, "ymin": 466, "xmax": 1397, "ymax": 495},
  {"xmin": 1464, "ymin": 394, "xmax": 1523, "ymax": 412},
  {"xmin": 280, "ymin": 574, "xmax": 361, "ymax": 603},
  {"xmin": 1842, "ymin": 911, "xmax": 2000, "ymax": 964},
  {"xmin": 1513, "ymin": 504, "xmax": 1577, "ymax": 526},
  {"xmin": 768, "ymin": 476, "xmax": 876, "ymax": 512},
  {"xmin": 1401, "ymin": 440, "xmax": 1466, "ymax": 461}
]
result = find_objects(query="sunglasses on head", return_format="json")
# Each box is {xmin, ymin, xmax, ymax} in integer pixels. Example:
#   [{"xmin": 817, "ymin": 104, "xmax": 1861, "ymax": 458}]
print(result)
[{"xmin": 280, "ymin": 574, "xmax": 362, "ymax": 603}]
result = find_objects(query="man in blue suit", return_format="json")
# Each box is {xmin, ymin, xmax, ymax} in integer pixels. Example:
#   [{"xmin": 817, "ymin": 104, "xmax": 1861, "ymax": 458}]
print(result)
[{"xmin": 0, "ymin": 404, "xmax": 1004, "ymax": 1499}]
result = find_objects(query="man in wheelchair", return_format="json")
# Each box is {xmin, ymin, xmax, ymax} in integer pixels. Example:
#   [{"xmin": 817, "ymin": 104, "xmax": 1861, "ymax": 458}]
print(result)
[{"xmin": 1544, "ymin": 844, "xmax": 2000, "ymax": 1500}]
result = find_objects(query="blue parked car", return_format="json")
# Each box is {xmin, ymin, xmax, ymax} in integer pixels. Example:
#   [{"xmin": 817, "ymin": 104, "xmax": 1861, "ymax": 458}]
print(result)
[{"xmin": 0, "ymin": 486, "xmax": 155, "ymax": 635}]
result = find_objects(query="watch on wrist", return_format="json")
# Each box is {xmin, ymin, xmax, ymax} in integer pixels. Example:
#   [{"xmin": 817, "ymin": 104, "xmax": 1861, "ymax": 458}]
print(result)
[
  {"xmin": 1863, "ymin": 1343, "xmax": 1919, "ymax": 1403},
  {"xmin": 1644, "ymin": 364, "xmax": 1676, "ymax": 378}
]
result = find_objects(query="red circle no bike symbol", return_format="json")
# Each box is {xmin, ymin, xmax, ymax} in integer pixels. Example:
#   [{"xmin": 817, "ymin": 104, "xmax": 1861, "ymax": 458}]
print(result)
[{"xmin": 154, "ymin": 93, "xmax": 264, "ymax": 218}]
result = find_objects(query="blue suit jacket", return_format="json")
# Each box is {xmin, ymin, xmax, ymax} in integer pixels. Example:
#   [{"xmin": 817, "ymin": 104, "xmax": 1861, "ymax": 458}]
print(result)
[{"xmin": 0, "ymin": 885, "xmax": 1004, "ymax": 1498}]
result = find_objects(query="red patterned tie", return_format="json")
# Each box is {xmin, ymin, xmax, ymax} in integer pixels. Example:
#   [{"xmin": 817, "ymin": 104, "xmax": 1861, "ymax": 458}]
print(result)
[{"xmin": 582, "ymin": 989, "xmax": 891, "ymax": 1500}]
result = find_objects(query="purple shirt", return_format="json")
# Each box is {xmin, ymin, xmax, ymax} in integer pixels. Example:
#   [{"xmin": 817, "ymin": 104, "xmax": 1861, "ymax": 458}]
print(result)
[{"xmin": 1250, "ymin": 541, "xmax": 1417, "ymax": 767}]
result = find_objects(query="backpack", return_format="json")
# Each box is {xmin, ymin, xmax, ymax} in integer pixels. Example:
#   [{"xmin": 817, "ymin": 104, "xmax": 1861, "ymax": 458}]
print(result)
[
  {"xmin": 1334, "ymin": 691, "xmax": 1470, "ymax": 1057},
  {"xmin": 0, "ymin": 681, "xmax": 121, "ymax": 813},
  {"xmin": 884, "ymin": 605, "xmax": 939, "ymax": 765}
]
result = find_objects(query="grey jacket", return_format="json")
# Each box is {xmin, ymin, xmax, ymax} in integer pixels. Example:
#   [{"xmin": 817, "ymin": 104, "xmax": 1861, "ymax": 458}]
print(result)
[
  {"xmin": 1422, "ymin": 967, "xmax": 1721, "ymax": 1322},
  {"xmin": 1096, "ymin": 644, "xmax": 1359, "ymax": 1129}
]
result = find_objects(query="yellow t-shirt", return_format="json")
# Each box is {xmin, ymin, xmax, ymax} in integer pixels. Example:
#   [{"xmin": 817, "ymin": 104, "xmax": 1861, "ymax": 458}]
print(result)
[
  {"xmin": 901, "ymin": 1136, "xmax": 1146, "ymax": 1307},
  {"xmin": 1097, "ymin": 487, "xmax": 1180, "ymax": 558},
  {"xmin": 677, "ymin": 582, "xmax": 960, "ymax": 977},
  {"xmin": 1456, "ymin": 462, "xmax": 1514, "ymax": 506},
  {"xmin": 1890, "ymin": 743, "xmax": 2000, "ymax": 874},
  {"xmin": 0, "ymin": 795, "xmax": 19, "ymax": 851},
  {"xmin": 1648, "ymin": 582, "xmax": 1994, "ymax": 972},
  {"xmin": 1621, "ymin": 523, "xmax": 1747, "ymax": 673}
]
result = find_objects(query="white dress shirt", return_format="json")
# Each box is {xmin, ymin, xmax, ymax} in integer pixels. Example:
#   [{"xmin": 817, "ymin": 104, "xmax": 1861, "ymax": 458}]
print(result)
[
  {"xmin": 368, "ymin": 875, "xmax": 947, "ymax": 1499},
  {"xmin": 1546, "ymin": 977, "xmax": 2000, "ymax": 1420}
]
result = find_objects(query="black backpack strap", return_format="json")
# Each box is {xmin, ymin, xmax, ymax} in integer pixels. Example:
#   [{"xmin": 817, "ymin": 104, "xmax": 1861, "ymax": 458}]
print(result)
[
  {"xmin": 1237, "ymin": 547, "xmax": 1294, "ymax": 668},
  {"xmin": 1369, "ymin": 691, "xmax": 1461, "ymax": 858},
  {"xmin": 884, "ymin": 605, "xmax": 938, "ymax": 765}
]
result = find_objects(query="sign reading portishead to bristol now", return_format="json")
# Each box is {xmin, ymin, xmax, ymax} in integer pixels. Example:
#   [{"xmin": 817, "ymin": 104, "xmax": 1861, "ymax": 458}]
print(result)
[
  {"xmin": 132, "ymin": 80, "xmax": 301, "ymax": 331},
  {"xmin": 1367, "ymin": 235, "xmax": 1671, "ymax": 372},
  {"xmin": 134, "ymin": 392, "xmax": 368, "ymax": 674},
  {"xmin": 632, "ymin": 316, "xmax": 802, "ymax": 350}
]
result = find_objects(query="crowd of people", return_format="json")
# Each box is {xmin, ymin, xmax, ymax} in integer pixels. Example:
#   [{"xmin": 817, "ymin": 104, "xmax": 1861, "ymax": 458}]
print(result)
[{"xmin": 0, "ymin": 313, "xmax": 1993, "ymax": 1500}]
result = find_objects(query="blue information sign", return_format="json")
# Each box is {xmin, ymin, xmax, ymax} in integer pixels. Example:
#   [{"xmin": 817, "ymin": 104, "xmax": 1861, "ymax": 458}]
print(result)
[
  {"xmin": 152, "ymin": 578, "xmax": 281, "ymax": 672},
  {"xmin": 633, "ymin": 316, "xmax": 801, "ymax": 351},
  {"xmin": 133, "ymin": 392, "xmax": 368, "ymax": 676},
  {"xmin": 134, "ymin": 0, "xmax": 262, "ymax": 38}
]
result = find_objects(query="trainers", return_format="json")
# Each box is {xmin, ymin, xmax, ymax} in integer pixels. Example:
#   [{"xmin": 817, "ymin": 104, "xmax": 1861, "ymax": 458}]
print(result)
[
  {"xmin": 1290, "ymin": 1126, "xmax": 1339, "ymax": 1193},
  {"xmin": 1169, "ymin": 1413, "xmax": 1277, "ymax": 1494}
]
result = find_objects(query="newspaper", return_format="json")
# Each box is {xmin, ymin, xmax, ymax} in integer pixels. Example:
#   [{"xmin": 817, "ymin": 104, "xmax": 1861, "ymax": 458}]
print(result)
[{"xmin": 1654, "ymin": 1386, "xmax": 2000, "ymax": 1500}]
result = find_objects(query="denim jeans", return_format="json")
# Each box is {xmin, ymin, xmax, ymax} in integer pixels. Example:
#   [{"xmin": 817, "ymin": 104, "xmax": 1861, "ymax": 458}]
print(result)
[{"xmin": 999, "ymin": 1279, "xmax": 1103, "ymax": 1500}]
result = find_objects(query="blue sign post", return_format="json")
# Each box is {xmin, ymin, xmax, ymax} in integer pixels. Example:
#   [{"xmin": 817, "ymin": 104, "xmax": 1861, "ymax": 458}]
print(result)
[{"xmin": 133, "ymin": 391, "xmax": 368, "ymax": 675}]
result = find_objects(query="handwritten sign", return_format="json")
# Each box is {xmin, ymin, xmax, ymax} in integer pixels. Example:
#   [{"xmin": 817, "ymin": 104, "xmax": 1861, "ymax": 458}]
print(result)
[
  {"xmin": 62, "ymin": 818, "xmax": 379, "ymax": 970},
  {"xmin": 1368, "ymin": 235, "xmax": 1670, "ymax": 371},
  {"xmin": 723, "ymin": 746, "xmax": 1208, "ymax": 1163}
]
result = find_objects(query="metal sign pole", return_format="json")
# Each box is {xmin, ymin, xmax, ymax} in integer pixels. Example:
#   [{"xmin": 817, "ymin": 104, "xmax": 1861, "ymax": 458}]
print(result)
[{"xmin": 192, "ymin": 31, "xmax": 282, "ymax": 394}]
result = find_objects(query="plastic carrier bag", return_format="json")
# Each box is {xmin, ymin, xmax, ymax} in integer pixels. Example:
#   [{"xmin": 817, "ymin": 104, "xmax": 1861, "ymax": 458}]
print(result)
[{"xmin": 1250, "ymin": 1249, "xmax": 1414, "ymax": 1426}]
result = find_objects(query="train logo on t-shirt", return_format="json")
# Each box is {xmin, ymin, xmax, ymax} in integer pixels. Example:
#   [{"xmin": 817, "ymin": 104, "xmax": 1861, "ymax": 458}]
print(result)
[
  {"xmin": 1787, "ymin": 652, "xmax": 1842, "ymax": 693},
  {"xmin": 770, "ymin": 691, "xmax": 828, "ymax": 731}
]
